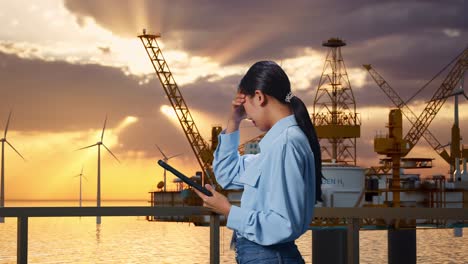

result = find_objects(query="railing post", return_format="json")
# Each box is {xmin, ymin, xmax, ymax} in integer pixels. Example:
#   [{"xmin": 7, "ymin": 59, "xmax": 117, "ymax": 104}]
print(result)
[
  {"xmin": 17, "ymin": 216, "xmax": 28, "ymax": 264},
  {"xmin": 347, "ymin": 217, "xmax": 359, "ymax": 264},
  {"xmin": 210, "ymin": 214, "xmax": 220, "ymax": 264}
]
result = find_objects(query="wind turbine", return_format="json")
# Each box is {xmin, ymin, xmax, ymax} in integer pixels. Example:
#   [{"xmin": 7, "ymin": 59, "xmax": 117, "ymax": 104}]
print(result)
[
  {"xmin": 73, "ymin": 166, "xmax": 88, "ymax": 207},
  {"xmin": 156, "ymin": 145, "xmax": 182, "ymax": 192},
  {"xmin": 78, "ymin": 116, "xmax": 119, "ymax": 224},
  {"xmin": 0, "ymin": 111, "xmax": 26, "ymax": 223}
]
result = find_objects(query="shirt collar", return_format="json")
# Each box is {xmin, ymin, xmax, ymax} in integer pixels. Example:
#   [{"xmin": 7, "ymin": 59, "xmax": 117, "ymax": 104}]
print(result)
[{"xmin": 259, "ymin": 115, "xmax": 297, "ymax": 152}]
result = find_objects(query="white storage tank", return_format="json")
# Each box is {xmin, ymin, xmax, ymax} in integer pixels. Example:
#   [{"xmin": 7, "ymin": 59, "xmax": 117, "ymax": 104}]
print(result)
[{"xmin": 321, "ymin": 163, "xmax": 365, "ymax": 207}]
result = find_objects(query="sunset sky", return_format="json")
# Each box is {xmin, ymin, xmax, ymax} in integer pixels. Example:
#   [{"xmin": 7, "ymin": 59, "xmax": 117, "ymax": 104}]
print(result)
[{"xmin": 0, "ymin": 0, "xmax": 467, "ymax": 201}]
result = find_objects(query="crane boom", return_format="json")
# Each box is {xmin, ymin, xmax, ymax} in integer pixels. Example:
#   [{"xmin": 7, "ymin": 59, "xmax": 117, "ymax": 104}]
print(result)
[
  {"xmin": 138, "ymin": 33, "xmax": 215, "ymax": 186},
  {"xmin": 404, "ymin": 48, "xmax": 468, "ymax": 150},
  {"xmin": 363, "ymin": 64, "xmax": 450, "ymax": 163}
]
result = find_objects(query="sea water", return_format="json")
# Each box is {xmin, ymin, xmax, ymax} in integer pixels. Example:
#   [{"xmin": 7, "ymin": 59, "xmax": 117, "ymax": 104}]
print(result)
[{"xmin": 0, "ymin": 201, "xmax": 467, "ymax": 263}]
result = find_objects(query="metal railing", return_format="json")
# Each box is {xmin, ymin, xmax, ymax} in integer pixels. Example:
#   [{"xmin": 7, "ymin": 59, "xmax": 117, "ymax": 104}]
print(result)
[
  {"xmin": 0, "ymin": 206, "xmax": 216, "ymax": 264},
  {"xmin": 1, "ymin": 206, "xmax": 468, "ymax": 264}
]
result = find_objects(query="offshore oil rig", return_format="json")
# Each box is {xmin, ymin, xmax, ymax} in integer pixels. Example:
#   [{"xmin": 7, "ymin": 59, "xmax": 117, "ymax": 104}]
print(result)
[{"xmin": 138, "ymin": 30, "xmax": 467, "ymax": 263}]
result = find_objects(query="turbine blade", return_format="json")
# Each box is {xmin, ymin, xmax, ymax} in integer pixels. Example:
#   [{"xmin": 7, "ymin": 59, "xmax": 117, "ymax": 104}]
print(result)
[
  {"xmin": 6, "ymin": 140, "xmax": 26, "ymax": 161},
  {"xmin": 4, "ymin": 110, "xmax": 12, "ymax": 138},
  {"xmin": 155, "ymin": 144, "xmax": 168, "ymax": 160},
  {"xmin": 76, "ymin": 143, "xmax": 98, "ymax": 151},
  {"xmin": 83, "ymin": 176, "xmax": 89, "ymax": 181},
  {"xmin": 81, "ymin": 165, "xmax": 84, "ymax": 175},
  {"xmin": 103, "ymin": 144, "xmax": 120, "ymax": 163},
  {"xmin": 167, "ymin": 153, "xmax": 183, "ymax": 160},
  {"xmin": 101, "ymin": 116, "xmax": 107, "ymax": 142}
]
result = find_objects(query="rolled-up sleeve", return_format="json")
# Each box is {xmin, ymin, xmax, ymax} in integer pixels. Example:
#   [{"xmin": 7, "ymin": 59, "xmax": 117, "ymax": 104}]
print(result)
[
  {"xmin": 226, "ymin": 142, "xmax": 314, "ymax": 245},
  {"xmin": 213, "ymin": 130, "xmax": 258, "ymax": 190}
]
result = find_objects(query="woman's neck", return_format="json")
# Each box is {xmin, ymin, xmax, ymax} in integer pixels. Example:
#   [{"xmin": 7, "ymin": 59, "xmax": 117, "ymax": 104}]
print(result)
[{"xmin": 264, "ymin": 101, "xmax": 293, "ymax": 130}]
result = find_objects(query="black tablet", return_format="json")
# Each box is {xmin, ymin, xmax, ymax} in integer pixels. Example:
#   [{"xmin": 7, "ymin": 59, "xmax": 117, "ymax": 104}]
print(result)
[{"xmin": 157, "ymin": 160, "xmax": 213, "ymax": 196}]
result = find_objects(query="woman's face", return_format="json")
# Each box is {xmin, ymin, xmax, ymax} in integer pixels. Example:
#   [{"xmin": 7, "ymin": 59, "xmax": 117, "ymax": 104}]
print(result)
[{"xmin": 242, "ymin": 91, "xmax": 268, "ymax": 131}]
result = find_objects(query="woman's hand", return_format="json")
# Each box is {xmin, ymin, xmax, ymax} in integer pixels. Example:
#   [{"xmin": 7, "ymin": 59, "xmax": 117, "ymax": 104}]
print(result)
[
  {"xmin": 231, "ymin": 93, "xmax": 246, "ymax": 123},
  {"xmin": 226, "ymin": 93, "xmax": 246, "ymax": 133},
  {"xmin": 193, "ymin": 184, "xmax": 232, "ymax": 217}
]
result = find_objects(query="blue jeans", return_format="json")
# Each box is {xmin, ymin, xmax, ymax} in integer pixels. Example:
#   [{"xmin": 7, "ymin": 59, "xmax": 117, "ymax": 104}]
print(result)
[{"xmin": 233, "ymin": 236, "xmax": 305, "ymax": 264}]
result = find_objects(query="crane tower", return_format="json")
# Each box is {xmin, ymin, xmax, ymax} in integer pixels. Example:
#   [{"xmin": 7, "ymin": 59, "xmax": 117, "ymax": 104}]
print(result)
[
  {"xmin": 138, "ymin": 32, "xmax": 219, "ymax": 187},
  {"xmin": 313, "ymin": 38, "xmax": 361, "ymax": 165}
]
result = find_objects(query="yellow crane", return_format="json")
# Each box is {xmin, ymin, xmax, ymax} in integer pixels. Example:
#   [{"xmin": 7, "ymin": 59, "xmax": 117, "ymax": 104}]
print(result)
[
  {"xmin": 404, "ymin": 47, "xmax": 468, "ymax": 153},
  {"xmin": 363, "ymin": 64, "xmax": 451, "ymax": 164},
  {"xmin": 138, "ymin": 31, "xmax": 219, "ymax": 187},
  {"xmin": 372, "ymin": 47, "xmax": 468, "ymax": 208}
]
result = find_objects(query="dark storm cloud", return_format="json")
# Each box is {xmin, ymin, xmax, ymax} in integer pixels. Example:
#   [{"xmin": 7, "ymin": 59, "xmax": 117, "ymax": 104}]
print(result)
[
  {"xmin": 0, "ymin": 50, "xmax": 241, "ymax": 157},
  {"xmin": 0, "ymin": 51, "xmax": 157, "ymax": 132},
  {"xmin": 63, "ymin": 0, "xmax": 467, "ymax": 105},
  {"xmin": 183, "ymin": 74, "xmax": 240, "ymax": 112},
  {"xmin": 63, "ymin": 0, "xmax": 466, "ymax": 58}
]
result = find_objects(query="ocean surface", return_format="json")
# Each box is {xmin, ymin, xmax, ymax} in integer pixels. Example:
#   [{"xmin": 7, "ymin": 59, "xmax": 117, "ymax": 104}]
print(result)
[{"xmin": 0, "ymin": 201, "xmax": 467, "ymax": 264}]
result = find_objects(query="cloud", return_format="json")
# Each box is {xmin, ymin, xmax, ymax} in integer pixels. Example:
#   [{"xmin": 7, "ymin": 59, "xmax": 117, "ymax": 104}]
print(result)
[
  {"xmin": 63, "ymin": 1, "xmax": 467, "ymax": 63},
  {"xmin": 443, "ymin": 28, "xmax": 462, "ymax": 38},
  {"xmin": 61, "ymin": 0, "xmax": 467, "ymax": 104},
  {"xmin": 0, "ymin": 51, "xmax": 154, "ymax": 130},
  {"xmin": 97, "ymin": 45, "xmax": 111, "ymax": 54},
  {"xmin": 0, "ymin": 50, "xmax": 245, "ymax": 157},
  {"xmin": 3, "ymin": 1, "xmax": 465, "ymax": 99}
]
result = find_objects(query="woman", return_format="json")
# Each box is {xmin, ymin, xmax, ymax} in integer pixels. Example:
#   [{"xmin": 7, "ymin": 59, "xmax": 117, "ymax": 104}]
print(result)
[{"xmin": 194, "ymin": 61, "xmax": 323, "ymax": 263}]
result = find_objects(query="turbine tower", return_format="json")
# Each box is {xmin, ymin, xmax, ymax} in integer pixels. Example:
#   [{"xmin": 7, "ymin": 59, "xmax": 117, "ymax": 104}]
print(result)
[
  {"xmin": 78, "ymin": 116, "xmax": 119, "ymax": 224},
  {"xmin": 313, "ymin": 38, "xmax": 361, "ymax": 165},
  {"xmin": 73, "ymin": 166, "xmax": 87, "ymax": 207},
  {"xmin": 156, "ymin": 145, "xmax": 182, "ymax": 192},
  {"xmin": 0, "ymin": 111, "xmax": 26, "ymax": 223}
]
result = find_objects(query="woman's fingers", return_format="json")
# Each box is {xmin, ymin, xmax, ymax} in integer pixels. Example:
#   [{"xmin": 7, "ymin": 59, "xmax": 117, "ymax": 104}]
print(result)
[
  {"xmin": 232, "ymin": 94, "xmax": 245, "ymax": 106},
  {"xmin": 193, "ymin": 186, "xmax": 215, "ymax": 204},
  {"xmin": 194, "ymin": 185, "xmax": 231, "ymax": 216},
  {"xmin": 230, "ymin": 93, "xmax": 247, "ymax": 123},
  {"xmin": 192, "ymin": 188, "xmax": 207, "ymax": 201},
  {"xmin": 231, "ymin": 99, "xmax": 242, "ymax": 106},
  {"xmin": 205, "ymin": 184, "xmax": 215, "ymax": 193}
]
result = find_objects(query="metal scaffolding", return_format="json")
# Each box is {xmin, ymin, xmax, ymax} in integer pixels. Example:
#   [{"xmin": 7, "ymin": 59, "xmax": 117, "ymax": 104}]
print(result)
[{"xmin": 313, "ymin": 38, "xmax": 361, "ymax": 165}]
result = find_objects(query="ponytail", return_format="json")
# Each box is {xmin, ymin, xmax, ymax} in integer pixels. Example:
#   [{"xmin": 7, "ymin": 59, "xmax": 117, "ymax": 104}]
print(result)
[{"xmin": 290, "ymin": 96, "xmax": 323, "ymax": 203}]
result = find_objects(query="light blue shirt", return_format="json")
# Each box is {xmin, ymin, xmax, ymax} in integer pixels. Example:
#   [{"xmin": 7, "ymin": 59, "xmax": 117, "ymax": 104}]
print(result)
[{"xmin": 213, "ymin": 115, "xmax": 316, "ymax": 246}]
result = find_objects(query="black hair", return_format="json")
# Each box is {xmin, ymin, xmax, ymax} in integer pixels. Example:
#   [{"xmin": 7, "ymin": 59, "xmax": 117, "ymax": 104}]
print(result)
[{"xmin": 239, "ymin": 61, "xmax": 323, "ymax": 203}]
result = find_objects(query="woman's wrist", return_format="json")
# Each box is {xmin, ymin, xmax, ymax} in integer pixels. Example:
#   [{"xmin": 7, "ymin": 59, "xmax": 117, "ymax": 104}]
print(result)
[
  {"xmin": 226, "ymin": 118, "xmax": 241, "ymax": 133},
  {"xmin": 224, "ymin": 204, "xmax": 232, "ymax": 217}
]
